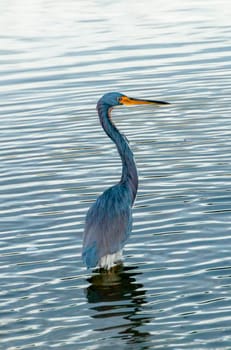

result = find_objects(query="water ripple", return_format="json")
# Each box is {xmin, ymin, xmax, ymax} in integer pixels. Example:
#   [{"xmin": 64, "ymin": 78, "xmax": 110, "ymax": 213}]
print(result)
[{"xmin": 1, "ymin": 0, "xmax": 231, "ymax": 349}]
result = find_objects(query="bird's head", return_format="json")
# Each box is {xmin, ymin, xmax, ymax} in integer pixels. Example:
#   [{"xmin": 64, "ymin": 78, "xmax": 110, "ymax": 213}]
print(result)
[{"xmin": 98, "ymin": 92, "xmax": 170, "ymax": 108}]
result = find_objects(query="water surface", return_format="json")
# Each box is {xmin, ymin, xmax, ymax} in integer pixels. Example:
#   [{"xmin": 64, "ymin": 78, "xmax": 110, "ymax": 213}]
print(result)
[{"xmin": 1, "ymin": 1, "xmax": 231, "ymax": 349}]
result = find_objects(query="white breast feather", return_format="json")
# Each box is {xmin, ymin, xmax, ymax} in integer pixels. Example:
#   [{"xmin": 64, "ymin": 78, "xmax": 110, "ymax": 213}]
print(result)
[{"xmin": 99, "ymin": 250, "xmax": 123, "ymax": 270}]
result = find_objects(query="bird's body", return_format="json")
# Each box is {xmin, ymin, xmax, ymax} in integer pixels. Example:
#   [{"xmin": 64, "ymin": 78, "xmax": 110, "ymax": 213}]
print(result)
[
  {"xmin": 82, "ymin": 92, "xmax": 169, "ymax": 270},
  {"xmin": 83, "ymin": 183, "xmax": 132, "ymax": 269}
]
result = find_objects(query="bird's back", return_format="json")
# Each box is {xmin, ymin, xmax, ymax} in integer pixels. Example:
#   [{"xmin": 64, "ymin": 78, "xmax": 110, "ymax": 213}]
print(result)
[{"xmin": 82, "ymin": 183, "xmax": 132, "ymax": 269}]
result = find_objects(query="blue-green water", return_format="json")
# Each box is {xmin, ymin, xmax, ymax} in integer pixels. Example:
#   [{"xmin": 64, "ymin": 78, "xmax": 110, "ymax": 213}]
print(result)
[{"xmin": 1, "ymin": 1, "xmax": 231, "ymax": 349}]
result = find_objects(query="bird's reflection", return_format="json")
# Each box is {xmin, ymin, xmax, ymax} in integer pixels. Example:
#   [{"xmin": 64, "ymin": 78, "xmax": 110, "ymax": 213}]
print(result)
[{"xmin": 85, "ymin": 265, "xmax": 150, "ymax": 345}]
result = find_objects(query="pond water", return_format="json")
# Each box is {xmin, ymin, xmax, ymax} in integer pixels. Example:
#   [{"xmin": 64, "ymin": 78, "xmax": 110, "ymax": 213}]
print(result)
[{"xmin": 1, "ymin": 0, "xmax": 231, "ymax": 349}]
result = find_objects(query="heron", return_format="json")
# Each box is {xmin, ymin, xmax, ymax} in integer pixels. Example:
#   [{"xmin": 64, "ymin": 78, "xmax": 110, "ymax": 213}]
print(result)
[{"xmin": 82, "ymin": 92, "xmax": 169, "ymax": 270}]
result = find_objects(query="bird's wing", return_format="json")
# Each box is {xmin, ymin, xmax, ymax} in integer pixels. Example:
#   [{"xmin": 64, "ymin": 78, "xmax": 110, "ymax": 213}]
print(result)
[{"xmin": 82, "ymin": 184, "xmax": 132, "ymax": 268}]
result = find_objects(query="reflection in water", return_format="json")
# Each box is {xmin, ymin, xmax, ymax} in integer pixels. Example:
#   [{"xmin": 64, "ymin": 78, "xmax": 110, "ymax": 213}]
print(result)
[{"xmin": 86, "ymin": 265, "xmax": 150, "ymax": 346}]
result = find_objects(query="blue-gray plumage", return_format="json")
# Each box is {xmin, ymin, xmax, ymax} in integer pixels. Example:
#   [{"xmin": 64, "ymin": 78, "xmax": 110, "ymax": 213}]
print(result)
[{"xmin": 82, "ymin": 92, "xmax": 169, "ymax": 270}]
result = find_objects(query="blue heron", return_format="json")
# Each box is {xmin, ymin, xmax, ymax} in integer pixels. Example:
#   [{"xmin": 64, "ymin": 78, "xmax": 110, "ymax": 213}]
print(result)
[{"xmin": 82, "ymin": 92, "xmax": 169, "ymax": 270}]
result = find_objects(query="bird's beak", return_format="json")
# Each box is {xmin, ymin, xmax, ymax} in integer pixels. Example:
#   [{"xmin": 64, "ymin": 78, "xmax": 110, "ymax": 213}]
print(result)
[{"xmin": 120, "ymin": 95, "xmax": 170, "ymax": 107}]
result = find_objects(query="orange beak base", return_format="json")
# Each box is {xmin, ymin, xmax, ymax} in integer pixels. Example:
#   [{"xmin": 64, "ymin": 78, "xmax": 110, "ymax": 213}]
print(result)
[{"xmin": 120, "ymin": 95, "xmax": 170, "ymax": 107}]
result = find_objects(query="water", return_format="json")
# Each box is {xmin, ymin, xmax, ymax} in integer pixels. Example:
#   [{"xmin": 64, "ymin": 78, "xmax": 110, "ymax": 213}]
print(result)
[{"xmin": 1, "ymin": 0, "xmax": 231, "ymax": 349}]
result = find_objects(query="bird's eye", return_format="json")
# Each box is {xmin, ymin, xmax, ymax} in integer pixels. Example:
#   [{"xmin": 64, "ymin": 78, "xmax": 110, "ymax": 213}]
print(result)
[{"xmin": 118, "ymin": 97, "xmax": 122, "ymax": 104}]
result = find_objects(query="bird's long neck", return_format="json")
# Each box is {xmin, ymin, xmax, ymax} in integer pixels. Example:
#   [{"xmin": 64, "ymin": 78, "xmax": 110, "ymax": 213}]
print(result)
[{"xmin": 97, "ymin": 102, "xmax": 138, "ymax": 204}]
